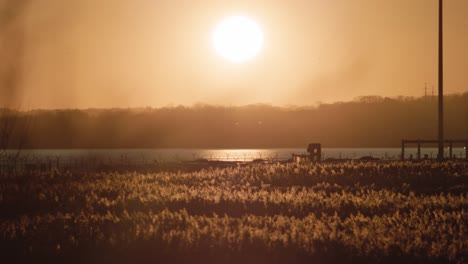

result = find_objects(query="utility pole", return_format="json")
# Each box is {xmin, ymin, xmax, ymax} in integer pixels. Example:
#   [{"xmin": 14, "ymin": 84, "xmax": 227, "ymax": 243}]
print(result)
[{"xmin": 438, "ymin": 0, "xmax": 444, "ymax": 160}]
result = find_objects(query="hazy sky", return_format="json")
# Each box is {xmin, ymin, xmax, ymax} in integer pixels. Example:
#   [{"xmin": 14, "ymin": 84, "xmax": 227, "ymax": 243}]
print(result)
[{"xmin": 2, "ymin": 0, "xmax": 468, "ymax": 108}]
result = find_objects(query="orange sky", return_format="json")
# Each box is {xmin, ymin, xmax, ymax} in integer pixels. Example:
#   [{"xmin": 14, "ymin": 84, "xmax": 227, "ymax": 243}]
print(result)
[{"xmin": 3, "ymin": 0, "xmax": 468, "ymax": 108}]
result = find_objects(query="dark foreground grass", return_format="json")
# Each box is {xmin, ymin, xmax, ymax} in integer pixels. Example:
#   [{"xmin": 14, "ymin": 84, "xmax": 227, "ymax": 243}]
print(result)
[{"xmin": 1, "ymin": 161, "xmax": 467, "ymax": 263}]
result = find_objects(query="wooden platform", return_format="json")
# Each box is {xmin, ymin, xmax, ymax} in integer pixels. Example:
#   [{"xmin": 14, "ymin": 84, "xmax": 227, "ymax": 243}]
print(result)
[{"xmin": 401, "ymin": 139, "xmax": 468, "ymax": 160}]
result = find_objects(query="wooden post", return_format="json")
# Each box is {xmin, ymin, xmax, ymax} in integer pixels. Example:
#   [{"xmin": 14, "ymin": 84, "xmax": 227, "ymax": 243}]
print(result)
[
  {"xmin": 449, "ymin": 141, "xmax": 453, "ymax": 159},
  {"xmin": 401, "ymin": 140, "xmax": 405, "ymax": 160},
  {"xmin": 437, "ymin": 0, "xmax": 444, "ymax": 160},
  {"xmin": 417, "ymin": 141, "xmax": 421, "ymax": 160},
  {"xmin": 465, "ymin": 142, "xmax": 468, "ymax": 160}
]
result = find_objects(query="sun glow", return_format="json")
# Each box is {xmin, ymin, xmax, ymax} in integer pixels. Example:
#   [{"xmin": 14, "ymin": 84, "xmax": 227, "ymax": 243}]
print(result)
[{"xmin": 213, "ymin": 16, "xmax": 264, "ymax": 63}]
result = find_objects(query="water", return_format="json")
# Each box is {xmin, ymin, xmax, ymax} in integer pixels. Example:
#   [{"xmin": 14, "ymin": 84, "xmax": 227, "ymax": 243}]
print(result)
[{"xmin": 10, "ymin": 147, "xmax": 467, "ymax": 162}]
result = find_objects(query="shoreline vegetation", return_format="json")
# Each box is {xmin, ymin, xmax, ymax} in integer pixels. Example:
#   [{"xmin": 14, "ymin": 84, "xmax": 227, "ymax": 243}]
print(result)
[
  {"xmin": 0, "ymin": 152, "xmax": 468, "ymax": 174},
  {"xmin": 2, "ymin": 153, "xmax": 467, "ymax": 174},
  {"xmin": 1, "ymin": 160, "xmax": 467, "ymax": 263},
  {"xmin": 1, "ymin": 93, "xmax": 467, "ymax": 149}
]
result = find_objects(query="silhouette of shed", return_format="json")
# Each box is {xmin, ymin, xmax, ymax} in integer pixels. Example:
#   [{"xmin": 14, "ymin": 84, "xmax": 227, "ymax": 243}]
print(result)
[{"xmin": 307, "ymin": 143, "xmax": 321, "ymax": 162}]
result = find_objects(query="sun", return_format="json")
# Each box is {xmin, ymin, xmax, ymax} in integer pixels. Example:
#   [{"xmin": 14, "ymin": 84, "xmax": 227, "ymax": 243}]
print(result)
[{"xmin": 213, "ymin": 16, "xmax": 264, "ymax": 63}]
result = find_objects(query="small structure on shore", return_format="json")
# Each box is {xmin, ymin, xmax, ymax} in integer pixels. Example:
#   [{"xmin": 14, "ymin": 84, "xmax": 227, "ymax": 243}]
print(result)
[
  {"xmin": 291, "ymin": 143, "xmax": 322, "ymax": 163},
  {"xmin": 307, "ymin": 143, "xmax": 322, "ymax": 162},
  {"xmin": 291, "ymin": 153, "xmax": 309, "ymax": 163}
]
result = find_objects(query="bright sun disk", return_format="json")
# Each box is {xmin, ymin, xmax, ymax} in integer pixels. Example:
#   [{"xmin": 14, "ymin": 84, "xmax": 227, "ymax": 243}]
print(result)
[{"xmin": 213, "ymin": 16, "xmax": 264, "ymax": 63}]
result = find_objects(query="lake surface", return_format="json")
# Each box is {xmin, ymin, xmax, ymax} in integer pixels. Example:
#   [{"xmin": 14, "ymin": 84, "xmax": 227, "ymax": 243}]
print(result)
[{"xmin": 12, "ymin": 147, "xmax": 467, "ymax": 162}]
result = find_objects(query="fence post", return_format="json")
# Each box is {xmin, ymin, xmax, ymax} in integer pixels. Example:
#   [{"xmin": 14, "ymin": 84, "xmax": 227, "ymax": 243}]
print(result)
[
  {"xmin": 449, "ymin": 141, "xmax": 453, "ymax": 159},
  {"xmin": 417, "ymin": 141, "xmax": 421, "ymax": 160},
  {"xmin": 401, "ymin": 140, "xmax": 405, "ymax": 160},
  {"xmin": 465, "ymin": 142, "xmax": 467, "ymax": 160}
]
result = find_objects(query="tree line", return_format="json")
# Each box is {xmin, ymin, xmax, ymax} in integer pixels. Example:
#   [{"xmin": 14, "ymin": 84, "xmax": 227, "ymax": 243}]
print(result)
[{"xmin": 2, "ymin": 93, "xmax": 467, "ymax": 148}]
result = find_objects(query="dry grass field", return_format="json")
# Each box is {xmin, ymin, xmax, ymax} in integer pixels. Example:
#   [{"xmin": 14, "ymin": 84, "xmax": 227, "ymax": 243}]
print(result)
[{"xmin": 1, "ymin": 161, "xmax": 467, "ymax": 263}]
